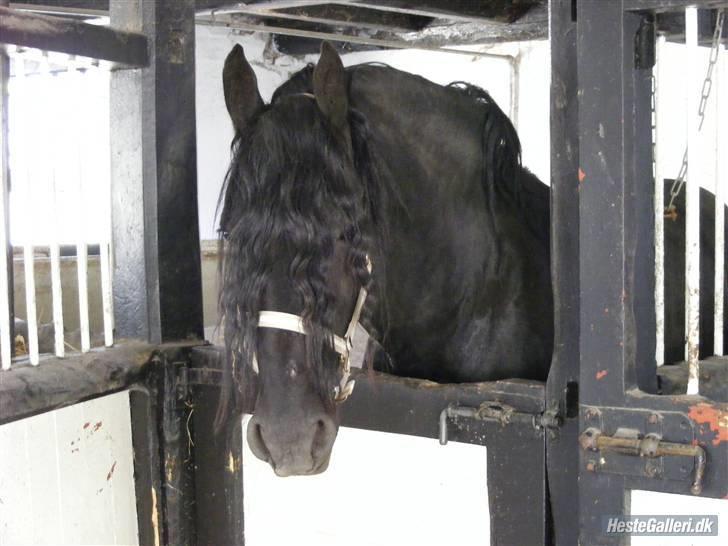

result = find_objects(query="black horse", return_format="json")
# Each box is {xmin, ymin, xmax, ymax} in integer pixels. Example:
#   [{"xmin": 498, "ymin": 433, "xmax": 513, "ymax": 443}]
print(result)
[{"xmin": 218, "ymin": 42, "xmax": 725, "ymax": 477}]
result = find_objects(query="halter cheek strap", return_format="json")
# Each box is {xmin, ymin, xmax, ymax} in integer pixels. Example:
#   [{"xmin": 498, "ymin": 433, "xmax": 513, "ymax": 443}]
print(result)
[{"xmin": 252, "ymin": 256, "xmax": 371, "ymax": 403}]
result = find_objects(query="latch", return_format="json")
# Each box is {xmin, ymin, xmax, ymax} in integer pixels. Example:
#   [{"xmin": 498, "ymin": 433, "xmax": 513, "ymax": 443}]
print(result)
[
  {"xmin": 439, "ymin": 402, "xmax": 561, "ymax": 445},
  {"xmin": 579, "ymin": 427, "xmax": 706, "ymax": 495}
]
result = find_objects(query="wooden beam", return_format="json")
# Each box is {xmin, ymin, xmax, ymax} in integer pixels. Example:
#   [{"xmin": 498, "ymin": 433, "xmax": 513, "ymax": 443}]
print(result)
[
  {"xmin": 0, "ymin": 6, "xmax": 148, "ymax": 67},
  {"xmin": 0, "ymin": 342, "xmax": 155, "ymax": 425}
]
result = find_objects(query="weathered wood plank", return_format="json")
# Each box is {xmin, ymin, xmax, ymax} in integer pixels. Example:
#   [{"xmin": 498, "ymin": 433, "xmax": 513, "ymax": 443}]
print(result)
[
  {"xmin": 0, "ymin": 6, "xmax": 148, "ymax": 67},
  {"xmin": 0, "ymin": 342, "xmax": 155, "ymax": 424}
]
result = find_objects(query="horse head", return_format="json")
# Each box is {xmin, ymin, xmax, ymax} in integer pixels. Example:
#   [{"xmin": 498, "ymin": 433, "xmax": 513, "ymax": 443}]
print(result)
[{"xmin": 218, "ymin": 42, "xmax": 381, "ymax": 476}]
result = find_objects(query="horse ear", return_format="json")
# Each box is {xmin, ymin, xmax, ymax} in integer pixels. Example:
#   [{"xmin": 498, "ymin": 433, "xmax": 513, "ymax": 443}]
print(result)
[
  {"xmin": 223, "ymin": 44, "xmax": 264, "ymax": 133},
  {"xmin": 313, "ymin": 41, "xmax": 349, "ymax": 131}
]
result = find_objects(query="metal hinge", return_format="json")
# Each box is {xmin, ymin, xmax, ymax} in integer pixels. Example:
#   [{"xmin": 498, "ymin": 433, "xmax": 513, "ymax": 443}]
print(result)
[
  {"xmin": 439, "ymin": 402, "xmax": 562, "ymax": 445},
  {"xmin": 176, "ymin": 363, "xmax": 223, "ymax": 399}
]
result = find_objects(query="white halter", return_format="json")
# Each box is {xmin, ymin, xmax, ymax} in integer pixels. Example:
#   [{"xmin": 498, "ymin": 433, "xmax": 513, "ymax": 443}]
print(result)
[{"xmin": 252, "ymin": 257, "xmax": 371, "ymax": 403}]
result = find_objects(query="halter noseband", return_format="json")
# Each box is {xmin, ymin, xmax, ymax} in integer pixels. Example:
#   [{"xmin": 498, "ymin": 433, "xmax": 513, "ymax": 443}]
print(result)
[{"xmin": 252, "ymin": 256, "xmax": 371, "ymax": 403}]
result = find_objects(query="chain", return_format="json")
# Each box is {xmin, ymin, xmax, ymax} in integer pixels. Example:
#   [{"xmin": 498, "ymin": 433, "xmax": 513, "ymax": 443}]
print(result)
[{"xmin": 664, "ymin": 9, "xmax": 724, "ymax": 215}]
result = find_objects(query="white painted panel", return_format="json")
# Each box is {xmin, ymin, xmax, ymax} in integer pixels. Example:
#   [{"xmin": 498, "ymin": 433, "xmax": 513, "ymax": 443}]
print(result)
[
  {"xmin": 631, "ymin": 490, "xmax": 728, "ymax": 546},
  {"xmin": 0, "ymin": 392, "xmax": 139, "ymax": 546},
  {"xmin": 242, "ymin": 417, "xmax": 490, "ymax": 546},
  {"xmin": 23, "ymin": 412, "xmax": 64, "ymax": 545},
  {"xmin": 0, "ymin": 417, "xmax": 34, "ymax": 545}
]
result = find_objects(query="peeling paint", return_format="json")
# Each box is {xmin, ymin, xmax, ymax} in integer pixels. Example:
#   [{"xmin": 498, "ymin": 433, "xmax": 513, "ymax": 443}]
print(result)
[
  {"xmin": 688, "ymin": 403, "xmax": 728, "ymax": 446},
  {"xmin": 578, "ymin": 168, "xmax": 586, "ymax": 183},
  {"xmin": 151, "ymin": 486, "xmax": 161, "ymax": 546},
  {"xmin": 107, "ymin": 461, "xmax": 117, "ymax": 481},
  {"xmin": 93, "ymin": 421, "xmax": 103, "ymax": 432},
  {"xmin": 596, "ymin": 370, "xmax": 608, "ymax": 380}
]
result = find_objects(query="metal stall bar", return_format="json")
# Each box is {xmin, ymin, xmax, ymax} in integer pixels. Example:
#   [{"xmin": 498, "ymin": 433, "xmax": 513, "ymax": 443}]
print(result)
[
  {"xmin": 109, "ymin": 1, "xmax": 204, "ymax": 544},
  {"xmin": 685, "ymin": 6, "xmax": 700, "ymax": 393},
  {"xmin": 546, "ymin": 1, "xmax": 580, "ymax": 544},
  {"xmin": 654, "ymin": 35, "xmax": 666, "ymax": 366},
  {"xmin": 577, "ymin": 0, "xmax": 656, "ymax": 541},
  {"xmin": 100, "ymin": 235, "xmax": 113, "ymax": 346},
  {"xmin": 72, "ymin": 59, "xmax": 90, "ymax": 353},
  {"xmin": 14, "ymin": 54, "xmax": 39, "ymax": 364},
  {"xmin": 0, "ymin": 9, "xmax": 12, "ymax": 370},
  {"xmin": 714, "ymin": 25, "xmax": 725, "ymax": 356},
  {"xmin": 43, "ymin": 57, "xmax": 64, "ymax": 358}
]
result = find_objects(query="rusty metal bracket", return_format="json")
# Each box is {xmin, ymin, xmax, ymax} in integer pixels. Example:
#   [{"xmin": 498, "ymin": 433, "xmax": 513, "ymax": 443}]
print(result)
[
  {"xmin": 580, "ymin": 406, "xmax": 707, "ymax": 495},
  {"xmin": 579, "ymin": 424, "xmax": 706, "ymax": 495},
  {"xmin": 439, "ymin": 402, "xmax": 562, "ymax": 445}
]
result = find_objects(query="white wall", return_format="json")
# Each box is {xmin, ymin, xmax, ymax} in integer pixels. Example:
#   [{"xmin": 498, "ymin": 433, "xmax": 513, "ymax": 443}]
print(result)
[{"xmin": 0, "ymin": 392, "xmax": 138, "ymax": 546}]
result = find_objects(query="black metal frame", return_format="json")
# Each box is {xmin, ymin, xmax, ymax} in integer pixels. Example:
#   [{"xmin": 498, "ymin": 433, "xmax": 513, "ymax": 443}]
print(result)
[
  {"xmin": 2, "ymin": 1, "xmax": 728, "ymax": 545},
  {"xmin": 573, "ymin": 1, "xmax": 728, "ymax": 544}
]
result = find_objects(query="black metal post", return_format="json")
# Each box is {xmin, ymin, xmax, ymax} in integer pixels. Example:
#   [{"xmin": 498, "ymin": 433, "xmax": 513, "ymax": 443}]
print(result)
[
  {"xmin": 190, "ymin": 345, "xmax": 246, "ymax": 546},
  {"xmin": 487, "ymin": 426, "xmax": 547, "ymax": 546},
  {"xmin": 110, "ymin": 1, "xmax": 204, "ymax": 543},
  {"xmin": 577, "ymin": 1, "xmax": 652, "ymax": 542},
  {"xmin": 110, "ymin": 0, "xmax": 203, "ymax": 344},
  {"xmin": 546, "ymin": 1, "xmax": 580, "ymax": 544}
]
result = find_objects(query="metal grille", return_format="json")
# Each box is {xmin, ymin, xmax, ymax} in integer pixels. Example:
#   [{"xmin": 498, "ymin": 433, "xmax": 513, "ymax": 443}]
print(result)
[
  {"xmin": 653, "ymin": 8, "xmax": 726, "ymax": 395},
  {"xmin": 1, "ymin": 47, "xmax": 114, "ymax": 370}
]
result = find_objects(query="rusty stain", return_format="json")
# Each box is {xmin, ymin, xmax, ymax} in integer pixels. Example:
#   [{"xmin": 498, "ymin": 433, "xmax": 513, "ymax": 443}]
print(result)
[
  {"xmin": 93, "ymin": 421, "xmax": 103, "ymax": 432},
  {"xmin": 689, "ymin": 404, "xmax": 728, "ymax": 446},
  {"xmin": 596, "ymin": 370, "xmax": 608, "ymax": 380},
  {"xmin": 83, "ymin": 422, "xmax": 90, "ymax": 429},
  {"xmin": 107, "ymin": 461, "xmax": 117, "ymax": 481},
  {"xmin": 578, "ymin": 168, "xmax": 586, "ymax": 183}
]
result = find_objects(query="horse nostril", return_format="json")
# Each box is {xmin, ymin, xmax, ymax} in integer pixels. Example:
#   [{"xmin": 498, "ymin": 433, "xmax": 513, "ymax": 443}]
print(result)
[
  {"xmin": 247, "ymin": 418, "xmax": 272, "ymax": 463},
  {"xmin": 311, "ymin": 416, "xmax": 336, "ymax": 459}
]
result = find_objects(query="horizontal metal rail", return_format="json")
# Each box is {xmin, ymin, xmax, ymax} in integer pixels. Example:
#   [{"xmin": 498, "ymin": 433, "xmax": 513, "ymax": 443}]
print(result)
[
  {"xmin": 0, "ymin": 6, "xmax": 148, "ymax": 68},
  {"xmin": 0, "ymin": 342, "xmax": 155, "ymax": 425}
]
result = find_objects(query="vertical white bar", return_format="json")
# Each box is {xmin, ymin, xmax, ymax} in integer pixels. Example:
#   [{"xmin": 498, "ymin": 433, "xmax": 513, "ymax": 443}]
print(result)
[
  {"xmin": 50, "ymin": 174, "xmax": 64, "ymax": 358},
  {"xmin": 685, "ymin": 7, "xmax": 700, "ymax": 394},
  {"xmin": 97, "ymin": 66, "xmax": 113, "ymax": 348},
  {"xmin": 44, "ymin": 61, "xmax": 64, "ymax": 359},
  {"xmin": 100, "ymin": 241, "xmax": 113, "ymax": 347},
  {"xmin": 715, "ymin": 42, "xmax": 725, "ymax": 356},
  {"xmin": 72, "ymin": 63, "xmax": 90, "ymax": 353},
  {"xmin": 654, "ymin": 36, "xmax": 666, "ymax": 366},
  {"xmin": 0, "ymin": 49, "xmax": 12, "ymax": 370},
  {"xmin": 17, "ymin": 57, "xmax": 39, "ymax": 365}
]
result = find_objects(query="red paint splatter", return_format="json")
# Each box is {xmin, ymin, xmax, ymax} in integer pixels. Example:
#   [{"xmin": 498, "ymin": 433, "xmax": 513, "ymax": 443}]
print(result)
[
  {"xmin": 596, "ymin": 370, "xmax": 608, "ymax": 380},
  {"xmin": 578, "ymin": 168, "xmax": 586, "ymax": 183},
  {"xmin": 83, "ymin": 422, "xmax": 90, "ymax": 429},
  {"xmin": 93, "ymin": 421, "xmax": 102, "ymax": 432},
  {"xmin": 689, "ymin": 404, "xmax": 728, "ymax": 446},
  {"xmin": 106, "ymin": 461, "xmax": 117, "ymax": 481}
]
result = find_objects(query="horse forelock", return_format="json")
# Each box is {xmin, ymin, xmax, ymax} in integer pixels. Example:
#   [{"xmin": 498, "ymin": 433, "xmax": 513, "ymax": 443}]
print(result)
[{"xmin": 216, "ymin": 83, "xmax": 387, "ymax": 425}]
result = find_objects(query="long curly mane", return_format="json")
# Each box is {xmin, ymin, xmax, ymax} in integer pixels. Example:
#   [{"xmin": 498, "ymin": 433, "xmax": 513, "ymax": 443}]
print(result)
[{"xmin": 217, "ymin": 69, "xmax": 388, "ymax": 423}]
